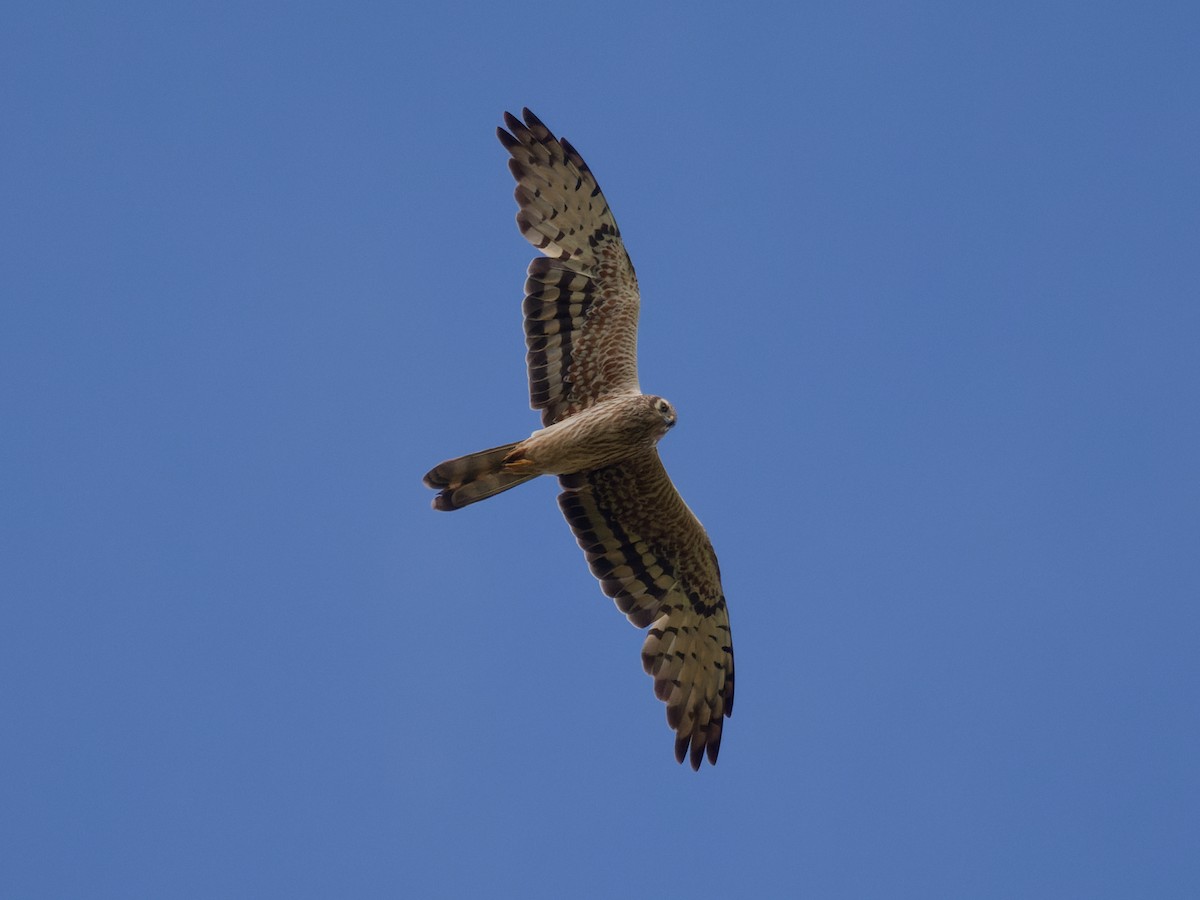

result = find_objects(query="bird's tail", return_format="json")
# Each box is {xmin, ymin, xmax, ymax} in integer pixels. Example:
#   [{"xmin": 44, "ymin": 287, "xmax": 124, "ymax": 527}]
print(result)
[{"xmin": 423, "ymin": 442, "xmax": 537, "ymax": 511}]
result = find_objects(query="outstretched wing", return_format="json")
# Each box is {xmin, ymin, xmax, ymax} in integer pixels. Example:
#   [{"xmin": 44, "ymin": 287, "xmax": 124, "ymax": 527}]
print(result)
[
  {"xmin": 498, "ymin": 109, "xmax": 641, "ymax": 426},
  {"xmin": 558, "ymin": 450, "xmax": 735, "ymax": 770}
]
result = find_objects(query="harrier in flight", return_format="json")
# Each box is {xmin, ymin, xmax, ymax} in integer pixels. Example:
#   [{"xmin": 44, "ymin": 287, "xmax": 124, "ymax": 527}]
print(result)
[{"xmin": 424, "ymin": 110, "xmax": 734, "ymax": 769}]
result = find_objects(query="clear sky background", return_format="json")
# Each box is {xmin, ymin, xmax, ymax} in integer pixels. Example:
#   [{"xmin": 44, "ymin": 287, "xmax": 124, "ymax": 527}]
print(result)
[{"xmin": 3, "ymin": 2, "xmax": 1198, "ymax": 897}]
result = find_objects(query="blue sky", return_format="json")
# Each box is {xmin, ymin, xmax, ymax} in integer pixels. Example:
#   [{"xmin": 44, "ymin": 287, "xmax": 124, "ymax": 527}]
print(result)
[{"xmin": 3, "ymin": 2, "xmax": 1198, "ymax": 897}]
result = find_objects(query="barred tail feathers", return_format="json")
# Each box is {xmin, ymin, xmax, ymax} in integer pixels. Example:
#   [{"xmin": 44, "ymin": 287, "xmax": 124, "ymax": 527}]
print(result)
[{"xmin": 423, "ymin": 442, "xmax": 536, "ymax": 511}]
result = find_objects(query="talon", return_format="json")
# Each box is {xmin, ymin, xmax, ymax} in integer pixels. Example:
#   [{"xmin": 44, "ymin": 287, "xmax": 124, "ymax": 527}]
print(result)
[{"xmin": 503, "ymin": 456, "xmax": 536, "ymax": 474}]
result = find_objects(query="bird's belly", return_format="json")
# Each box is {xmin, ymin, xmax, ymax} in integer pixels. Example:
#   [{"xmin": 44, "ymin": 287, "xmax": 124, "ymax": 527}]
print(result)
[{"xmin": 520, "ymin": 405, "xmax": 650, "ymax": 475}]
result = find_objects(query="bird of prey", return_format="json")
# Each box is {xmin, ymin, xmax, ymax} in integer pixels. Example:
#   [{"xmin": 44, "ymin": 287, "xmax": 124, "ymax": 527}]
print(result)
[{"xmin": 423, "ymin": 109, "xmax": 734, "ymax": 770}]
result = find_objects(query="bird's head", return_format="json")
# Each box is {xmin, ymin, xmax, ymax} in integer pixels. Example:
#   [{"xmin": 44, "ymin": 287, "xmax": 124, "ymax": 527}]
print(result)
[{"xmin": 650, "ymin": 395, "xmax": 677, "ymax": 434}]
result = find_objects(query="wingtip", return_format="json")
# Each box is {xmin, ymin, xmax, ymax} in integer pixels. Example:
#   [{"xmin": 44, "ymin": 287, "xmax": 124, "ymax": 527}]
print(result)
[
  {"xmin": 672, "ymin": 725, "xmax": 722, "ymax": 770},
  {"xmin": 706, "ymin": 732, "xmax": 722, "ymax": 766},
  {"xmin": 496, "ymin": 126, "xmax": 518, "ymax": 150},
  {"xmin": 502, "ymin": 110, "xmax": 523, "ymax": 133}
]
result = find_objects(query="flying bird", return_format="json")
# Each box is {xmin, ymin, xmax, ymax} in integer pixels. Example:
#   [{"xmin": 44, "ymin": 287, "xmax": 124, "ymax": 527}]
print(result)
[{"xmin": 423, "ymin": 109, "xmax": 734, "ymax": 769}]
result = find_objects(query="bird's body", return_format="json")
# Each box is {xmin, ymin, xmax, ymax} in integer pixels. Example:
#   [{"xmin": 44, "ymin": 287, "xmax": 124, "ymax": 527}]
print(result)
[
  {"xmin": 516, "ymin": 393, "xmax": 674, "ymax": 474},
  {"xmin": 423, "ymin": 110, "xmax": 734, "ymax": 769},
  {"xmin": 426, "ymin": 394, "xmax": 675, "ymax": 509}
]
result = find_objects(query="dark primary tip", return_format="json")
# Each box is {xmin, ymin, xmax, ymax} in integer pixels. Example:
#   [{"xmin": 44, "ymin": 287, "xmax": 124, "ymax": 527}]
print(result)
[
  {"xmin": 502, "ymin": 110, "xmax": 523, "ymax": 133},
  {"xmin": 496, "ymin": 127, "xmax": 519, "ymax": 150},
  {"xmin": 521, "ymin": 107, "xmax": 546, "ymax": 130},
  {"xmin": 560, "ymin": 137, "xmax": 585, "ymax": 166}
]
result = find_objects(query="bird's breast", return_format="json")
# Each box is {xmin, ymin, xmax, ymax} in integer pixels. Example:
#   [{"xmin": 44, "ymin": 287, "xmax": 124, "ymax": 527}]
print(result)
[{"xmin": 520, "ymin": 397, "xmax": 657, "ymax": 475}]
